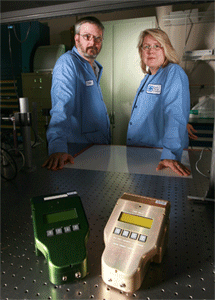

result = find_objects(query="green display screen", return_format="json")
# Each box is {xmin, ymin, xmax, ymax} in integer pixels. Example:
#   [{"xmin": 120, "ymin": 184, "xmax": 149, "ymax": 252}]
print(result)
[{"xmin": 45, "ymin": 209, "xmax": 78, "ymax": 224}]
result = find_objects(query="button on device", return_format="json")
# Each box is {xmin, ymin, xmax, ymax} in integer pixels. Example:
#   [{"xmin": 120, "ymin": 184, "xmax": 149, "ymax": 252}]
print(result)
[
  {"xmin": 113, "ymin": 228, "xmax": 121, "ymax": 235},
  {"xmin": 72, "ymin": 224, "xmax": 80, "ymax": 231},
  {"xmin": 130, "ymin": 232, "xmax": 138, "ymax": 240},
  {"xmin": 122, "ymin": 230, "xmax": 130, "ymax": 238},
  {"xmin": 139, "ymin": 234, "xmax": 147, "ymax": 242},
  {"xmin": 64, "ymin": 226, "xmax": 71, "ymax": 233},
  {"xmin": 55, "ymin": 228, "xmax": 63, "ymax": 235},
  {"xmin": 46, "ymin": 229, "xmax": 54, "ymax": 237}
]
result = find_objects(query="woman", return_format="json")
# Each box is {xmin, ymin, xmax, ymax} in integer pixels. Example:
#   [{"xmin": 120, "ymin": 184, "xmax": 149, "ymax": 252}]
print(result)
[{"xmin": 127, "ymin": 29, "xmax": 191, "ymax": 176}]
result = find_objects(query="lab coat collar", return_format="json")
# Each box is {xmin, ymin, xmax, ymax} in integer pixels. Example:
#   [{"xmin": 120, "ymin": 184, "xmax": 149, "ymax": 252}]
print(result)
[
  {"xmin": 136, "ymin": 66, "xmax": 164, "ymax": 98},
  {"xmin": 148, "ymin": 65, "xmax": 163, "ymax": 76},
  {"xmin": 72, "ymin": 46, "xmax": 103, "ymax": 82}
]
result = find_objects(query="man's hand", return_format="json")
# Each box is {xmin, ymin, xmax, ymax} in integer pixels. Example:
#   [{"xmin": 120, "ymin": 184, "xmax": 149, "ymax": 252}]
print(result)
[
  {"xmin": 156, "ymin": 159, "xmax": 191, "ymax": 176},
  {"xmin": 42, "ymin": 152, "xmax": 74, "ymax": 170}
]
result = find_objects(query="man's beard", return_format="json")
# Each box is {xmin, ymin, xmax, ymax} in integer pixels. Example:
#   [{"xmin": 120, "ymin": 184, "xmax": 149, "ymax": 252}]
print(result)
[{"xmin": 77, "ymin": 41, "xmax": 101, "ymax": 59}]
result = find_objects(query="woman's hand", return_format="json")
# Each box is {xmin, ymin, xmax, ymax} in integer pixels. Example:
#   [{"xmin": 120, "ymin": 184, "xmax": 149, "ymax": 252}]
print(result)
[
  {"xmin": 187, "ymin": 123, "xmax": 198, "ymax": 140},
  {"xmin": 156, "ymin": 159, "xmax": 191, "ymax": 176}
]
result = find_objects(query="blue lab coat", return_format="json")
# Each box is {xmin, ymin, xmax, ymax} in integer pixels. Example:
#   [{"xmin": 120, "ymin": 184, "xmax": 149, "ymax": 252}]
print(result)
[
  {"xmin": 127, "ymin": 63, "xmax": 190, "ymax": 161},
  {"xmin": 47, "ymin": 47, "xmax": 111, "ymax": 155}
]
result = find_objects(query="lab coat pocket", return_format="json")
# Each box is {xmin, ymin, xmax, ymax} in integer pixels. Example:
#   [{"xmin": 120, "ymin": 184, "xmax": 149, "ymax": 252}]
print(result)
[
  {"xmin": 138, "ymin": 94, "xmax": 162, "ymax": 146},
  {"xmin": 81, "ymin": 85, "xmax": 104, "ymax": 134},
  {"xmin": 81, "ymin": 82, "xmax": 110, "ymax": 144}
]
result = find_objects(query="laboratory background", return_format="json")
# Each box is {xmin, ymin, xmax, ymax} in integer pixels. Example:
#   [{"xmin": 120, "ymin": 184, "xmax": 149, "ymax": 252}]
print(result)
[{"xmin": 1, "ymin": 0, "xmax": 214, "ymax": 300}]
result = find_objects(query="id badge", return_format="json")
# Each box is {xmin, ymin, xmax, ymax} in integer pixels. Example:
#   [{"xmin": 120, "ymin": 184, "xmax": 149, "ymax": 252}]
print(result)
[
  {"xmin": 86, "ymin": 80, "xmax": 94, "ymax": 86},
  {"xmin": 146, "ymin": 84, "xmax": 161, "ymax": 94}
]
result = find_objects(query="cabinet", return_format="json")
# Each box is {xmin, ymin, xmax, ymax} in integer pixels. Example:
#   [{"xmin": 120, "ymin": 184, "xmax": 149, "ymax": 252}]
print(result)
[
  {"xmin": 22, "ymin": 73, "xmax": 52, "ymax": 142},
  {"xmin": 189, "ymin": 117, "xmax": 214, "ymax": 148},
  {"xmin": 97, "ymin": 17, "xmax": 156, "ymax": 145}
]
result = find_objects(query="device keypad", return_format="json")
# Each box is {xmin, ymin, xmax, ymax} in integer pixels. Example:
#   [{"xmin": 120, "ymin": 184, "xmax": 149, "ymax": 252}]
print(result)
[
  {"xmin": 139, "ymin": 234, "xmax": 147, "ymax": 242},
  {"xmin": 130, "ymin": 232, "xmax": 138, "ymax": 240},
  {"xmin": 46, "ymin": 229, "xmax": 54, "ymax": 237},
  {"xmin": 113, "ymin": 228, "xmax": 121, "ymax": 235},
  {"xmin": 55, "ymin": 228, "xmax": 63, "ymax": 235},
  {"xmin": 72, "ymin": 224, "xmax": 80, "ymax": 231},
  {"xmin": 64, "ymin": 226, "xmax": 72, "ymax": 233},
  {"xmin": 46, "ymin": 224, "xmax": 79, "ymax": 237},
  {"xmin": 122, "ymin": 230, "xmax": 130, "ymax": 237},
  {"xmin": 113, "ymin": 227, "xmax": 147, "ymax": 242}
]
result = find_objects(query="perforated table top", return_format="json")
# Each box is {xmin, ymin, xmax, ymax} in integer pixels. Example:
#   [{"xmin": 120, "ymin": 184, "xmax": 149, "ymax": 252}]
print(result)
[{"xmin": 1, "ymin": 145, "xmax": 214, "ymax": 300}]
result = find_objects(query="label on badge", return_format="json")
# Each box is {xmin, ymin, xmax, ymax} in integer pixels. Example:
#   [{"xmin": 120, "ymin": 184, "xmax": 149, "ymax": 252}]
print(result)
[
  {"xmin": 146, "ymin": 84, "xmax": 161, "ymax": 94},
  {"xmin": 86, "ymin": 80, "xmax": 94, "ymax": 86}
]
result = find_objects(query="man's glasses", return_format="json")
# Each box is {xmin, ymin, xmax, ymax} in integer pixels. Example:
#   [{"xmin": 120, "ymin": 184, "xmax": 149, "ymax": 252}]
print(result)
[
  {"xmin": 79, "ymin": 34, "xmax": 103, "ymax": 43},
  {"xmin": 142, "ymin": 44, "xmax": 163, "ymax": 51}
]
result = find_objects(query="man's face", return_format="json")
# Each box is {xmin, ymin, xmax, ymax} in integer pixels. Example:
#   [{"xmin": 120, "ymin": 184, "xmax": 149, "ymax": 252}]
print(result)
[{"xmin": 75, "ymin": 22, "xmax": 103, "ymax": 60}]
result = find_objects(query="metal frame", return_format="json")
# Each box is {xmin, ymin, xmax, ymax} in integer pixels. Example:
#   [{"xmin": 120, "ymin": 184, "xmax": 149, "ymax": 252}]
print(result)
[{"xmin": 1, "ymin": 0, "xmax": 211, "ymax": 24}]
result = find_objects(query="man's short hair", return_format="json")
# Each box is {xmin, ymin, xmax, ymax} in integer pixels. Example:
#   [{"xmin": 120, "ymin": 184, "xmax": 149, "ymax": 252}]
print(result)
[{"xmin": 75, "ymin": 16, "xmax": 104, "ymax": 35}]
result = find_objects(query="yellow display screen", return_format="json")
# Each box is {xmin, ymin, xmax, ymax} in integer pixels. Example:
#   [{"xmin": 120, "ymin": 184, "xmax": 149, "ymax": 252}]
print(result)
[{"xmin": 119, "ymin": 212, "xmax": 153, "ymax": 229}]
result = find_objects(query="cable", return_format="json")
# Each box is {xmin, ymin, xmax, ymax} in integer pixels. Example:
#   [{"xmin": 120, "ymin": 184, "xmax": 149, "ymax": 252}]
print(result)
[
  {"xmin": 2, "ymin": 129, "xmax": 25, "ymax": 174},
  {"xmin": 1, "ymin": 147, "xmax": 18, "ymax": 181},
  {"xmin": 195, "ymin": 147, "xmax": 211, "ymax": 178},
  {"xmin": 156, "ymin": 15, "xmax": 160, "ymax": 30},
  {"xmin": 7, "ymin": 22, "xmax": 31, "ymax": 99},
  {"xmin": 1, "ymin": 131, "xmax": 14, "ymax": 149},
  {"xmin": 13, "ymin": 22, "xmax": 31, "ymax": 43},
  {"xmin": 7, "ymin": 26, "xmax": 19, "ymax": 99},
  {"xmin": 185, "ymin": 17, "xmax": 193, "ymax": 46},
  {"xmin": 8, "ymin": 148, "xmax": 25, "ymax": 172},
  {"xmin": 31, "ymin": 126, "xmax": 40, "ymax": 148}
]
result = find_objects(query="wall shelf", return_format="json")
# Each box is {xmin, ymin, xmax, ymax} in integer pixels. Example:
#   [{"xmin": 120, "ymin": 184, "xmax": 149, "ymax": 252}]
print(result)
[
  {"xmin": 182, "ymin": 55, "xmax": 215, "ymax": 61},
  {"xmin": 163, "ymin": 10, "xmax": 214, "ymax": 26}
]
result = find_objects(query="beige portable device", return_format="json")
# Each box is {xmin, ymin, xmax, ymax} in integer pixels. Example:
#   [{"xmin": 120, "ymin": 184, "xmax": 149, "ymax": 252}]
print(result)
[{"xmin": 101, "ymin": 193, "xmax": 171, "ymax": 293}]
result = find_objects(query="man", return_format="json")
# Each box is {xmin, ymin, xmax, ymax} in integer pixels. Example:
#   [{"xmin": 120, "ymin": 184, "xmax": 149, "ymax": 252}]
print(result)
[{"xmin": 43, "ymin": 17, "xmax": 110, "ymax": 170}]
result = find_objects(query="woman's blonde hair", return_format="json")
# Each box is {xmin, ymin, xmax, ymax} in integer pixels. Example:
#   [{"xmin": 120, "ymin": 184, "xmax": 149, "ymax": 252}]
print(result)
[{"xmin": 138, "ymin": 28, "xmax": 179, "ymax": 73}]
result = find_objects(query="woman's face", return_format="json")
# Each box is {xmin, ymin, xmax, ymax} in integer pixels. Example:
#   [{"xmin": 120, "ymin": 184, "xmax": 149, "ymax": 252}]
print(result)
[{"xmin": 142, "ymin": 34, "xmax": 165, "ymax": 75}]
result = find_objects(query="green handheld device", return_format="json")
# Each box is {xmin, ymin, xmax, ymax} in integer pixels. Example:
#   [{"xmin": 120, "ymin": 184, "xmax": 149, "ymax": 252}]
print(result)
[{"xmin": 30, "ymin": 191, "xmax": 89, "ymax": 285}]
